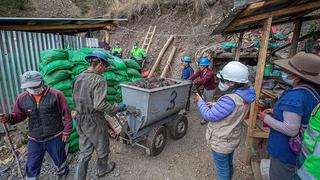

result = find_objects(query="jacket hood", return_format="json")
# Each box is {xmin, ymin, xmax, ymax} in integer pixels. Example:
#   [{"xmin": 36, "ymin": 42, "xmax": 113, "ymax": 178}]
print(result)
[{"xmin": 234, "ymin": 87, "xmax": 256, "ymax": 103}]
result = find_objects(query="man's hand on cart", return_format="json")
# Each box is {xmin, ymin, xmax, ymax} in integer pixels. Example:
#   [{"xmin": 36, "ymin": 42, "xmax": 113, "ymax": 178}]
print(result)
[{"xmin": 206, "ymin": 102, "xmax": 213, "ymax": 108}]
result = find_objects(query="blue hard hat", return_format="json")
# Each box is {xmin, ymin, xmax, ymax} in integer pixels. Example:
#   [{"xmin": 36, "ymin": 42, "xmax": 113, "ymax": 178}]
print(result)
[
  {"xmin": 197, "ymin": 57, "xmax": 211, "ymax": 66},
  {"xmin": 181, "ymin": 56, "xmax": 192, "ymax": 63},
  {"xmin": 85, "ymin": 50, "xmax": 111, "ymax": 66}
]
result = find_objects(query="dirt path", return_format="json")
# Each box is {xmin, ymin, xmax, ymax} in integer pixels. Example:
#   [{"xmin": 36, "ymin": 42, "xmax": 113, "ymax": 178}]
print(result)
[{"xmin": 65, "ymin": 99, "xmax": 253, "ymax": 180}]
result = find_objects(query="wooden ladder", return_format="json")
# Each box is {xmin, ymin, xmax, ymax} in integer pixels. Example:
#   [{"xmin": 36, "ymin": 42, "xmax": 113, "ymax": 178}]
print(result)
[{"xmin": 141, "ymin": 26, "xmax": 156, "ymax": 54}]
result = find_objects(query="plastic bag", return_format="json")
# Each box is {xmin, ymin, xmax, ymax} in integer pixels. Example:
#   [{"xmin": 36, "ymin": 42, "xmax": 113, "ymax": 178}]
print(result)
[
  {"xmin": 62, "ymin": 89, "xmax": 72, "ymax": 97},
  {"xmin": 114, "ymin": 70, "xmax": 128, "ymax": 77},
  {"xmin": 107, "ymin": 87, "xmax": 117, "ymax": 95},
  {"xmin": 103, "ymin": 71, "xmax": 116, "ymax": 81},
  {"xmin": 72, "ymin": 65, "xmax": 88, "ymax": 75}
]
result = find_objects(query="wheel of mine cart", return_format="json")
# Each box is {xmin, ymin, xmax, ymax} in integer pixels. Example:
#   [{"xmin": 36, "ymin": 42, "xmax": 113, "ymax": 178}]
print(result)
[
  {"xmin": 146, "ymin": 125, "xmax": 167, "ymax": 156},
  {"xmin": 120, "ymin": 122, "xmax": 130, "ymax": 144},
  {"xmin": 169, "ymin": 115, "xmax": 188, "ymax": 140}
]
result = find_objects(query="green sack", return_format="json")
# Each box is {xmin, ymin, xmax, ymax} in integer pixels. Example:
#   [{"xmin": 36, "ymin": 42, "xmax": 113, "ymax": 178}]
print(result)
[
  {"xmin": 127, "ymin": 68, "xmax": 142, "ymax": 78},
  {"xmin": 68, "ymin": 50, "xmax": 89, "ymax": 65},
  {"xmin": 67, "ymin": 131, "xmax": 79, "ymax": 143},
  {"xmin": 72, "ymin": 65, "xmax": 88, "ymax": 75},
  {"xmin": 52, "ymin": 79, "xmax": 73, "ymax": 91},
  {"xmin": 109, "ymin": 56, "xmax": 127, "ymax": 70},
  {"xmin": 66, "ymin": 97, "xmax": 73, "ymax": 104},
  {"xmin": 71, "ymin": 119, "xmax": 76, "ymax": 131},
  {"xmin": 39, "ymin": 62, "xmax": 44, "ymax": 71},
  {"xmin": 129, "ymin": 77, "xmax": 142, "ymax": 82},
  {"xmin": 44, "ymin": 70, "xmax": 72, "ymax": 86},
  {"xmin": 114, "ymin": 75, "xmax": 128, "ymax": 82},
  {"xmin": 62, "ymin": 89, "xmax": 72, "ymax": 97},
  {"xmin": 124, "ymin": 59, "xmax": 141, "ymax": 70},
  {"xmin": 107, "ymin": 87, "xmax": 117, "ymax": 95},
  {"xmin": 106, "ymin": 95, "xmax": 118, "ymax": 102},
  {"xmin": 79, "ymin": 48, "xmax": 102, "ymax": 55},
  {"xmin": 68, "ymin": 138, "xmax": 79, "ymax": 153},
  {"xmin": 103, "ymin": 71, "xmax": 116, "ymax": 81},
  {"xmin": 42, "ymin": 60, "xmax": 74, "ymax": 76},
  {"xmin": 114, "ymin": 70, "xmax": 128, "ymax": 77},
  {"xmin": 40, "ymin": 49, "xmax": 68, "ymax": 65},
  {"xmin": 107, "ymin": 80, "xmax": 118, "ymax": 86}
]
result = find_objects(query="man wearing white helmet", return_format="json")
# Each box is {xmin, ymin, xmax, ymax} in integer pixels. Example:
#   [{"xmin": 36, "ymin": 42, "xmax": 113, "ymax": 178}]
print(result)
[
  {"xmin": 0, "ymin": 71, "xmax": 72, "ymax": 180},
  {"xmin": 196, "ymin": 61, "xmax": 256, "ymax": 180}
]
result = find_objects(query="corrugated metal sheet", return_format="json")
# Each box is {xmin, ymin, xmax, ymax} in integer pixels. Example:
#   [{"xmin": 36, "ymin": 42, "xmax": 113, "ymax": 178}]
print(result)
[{"xmin": 0, "ymin": 30, "xmax": 98, "ymax": 113}]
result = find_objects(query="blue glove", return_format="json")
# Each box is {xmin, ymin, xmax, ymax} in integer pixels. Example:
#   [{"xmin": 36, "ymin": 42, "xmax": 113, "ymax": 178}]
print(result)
[{"xmin": 118, "ymin": 104, "xmax": 127, "ymax": 112}]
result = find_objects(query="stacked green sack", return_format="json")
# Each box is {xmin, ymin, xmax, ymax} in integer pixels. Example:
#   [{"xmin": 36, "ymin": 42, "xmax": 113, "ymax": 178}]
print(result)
[
  {"xmin": 39, "ymin": 49, "xmax": 75, "ymax": 110},
  {"xmin": 67, "ymin": 119, "xmax": 79, "ymax": 153},
  {"xmin": 68, "ymin": 50, "xmax": 89, "ymax": 79},
  {"xmin": 123, "ymin": 59, "xmax": 143, "ymax": 82}
]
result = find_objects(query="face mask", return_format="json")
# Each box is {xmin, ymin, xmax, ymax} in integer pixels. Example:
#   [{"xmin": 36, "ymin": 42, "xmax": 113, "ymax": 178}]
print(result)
[
  {"xmin": 218, "ymin": 81, "xmax": 230, "ymax": 91},
  {"xmin": 281, "ymin": 72, "xmax": 294, "ymax": 85},
  {"xmin": 27, "ymin": 87, "xmax": 44, "ymax": 95}
]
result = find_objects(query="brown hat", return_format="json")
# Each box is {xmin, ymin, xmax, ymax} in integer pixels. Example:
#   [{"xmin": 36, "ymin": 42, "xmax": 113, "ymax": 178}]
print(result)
[{"xmin": 273, "ymin": 52, "xmax": 320, "ymax": 85}]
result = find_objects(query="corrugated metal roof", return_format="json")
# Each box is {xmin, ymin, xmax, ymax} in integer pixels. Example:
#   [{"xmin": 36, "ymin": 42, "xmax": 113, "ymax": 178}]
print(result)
[
  {"xmin": 0, "ymin": 17, "xmax": 127, "ymax": 33},
  {"xmin": 212, "ymin": 0, "xmax": 320, "ymax": 35}
]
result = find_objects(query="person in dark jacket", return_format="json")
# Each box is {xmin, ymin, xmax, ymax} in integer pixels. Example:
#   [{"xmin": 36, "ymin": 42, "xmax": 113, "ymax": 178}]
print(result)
[
  {"xmin": 73, "ymin": 50, "xmax": 126, "ymax": 179},
  {"xmin": 0, "ymin": 71, "xmax": 72, "ymax": 180},
  {"xmin": 181, "ymin": 56, "xmax": 194, "ymax": 80},
  {"xmin": 189, "ymin": 57, "xmax": 215, "ymax": 125}
]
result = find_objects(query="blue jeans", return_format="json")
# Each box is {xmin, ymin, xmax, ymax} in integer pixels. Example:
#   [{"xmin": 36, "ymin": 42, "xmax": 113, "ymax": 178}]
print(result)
[
  {"xmin": 26, "ymin": 136, "xmax": 68, "ymax": 179},
  {"xmin": 212, "ymin": 151, "xmax": 234, "ymax": 180}
]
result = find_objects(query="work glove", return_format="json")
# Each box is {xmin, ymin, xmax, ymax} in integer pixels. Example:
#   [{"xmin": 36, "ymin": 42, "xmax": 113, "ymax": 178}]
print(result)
[
  {"xmin": 0, "ymin": 113, "xmax": 10, "ymax": 123},
  {"xmin": 118, "ymin": 104, "xmax": 127, "ymax": 112}
]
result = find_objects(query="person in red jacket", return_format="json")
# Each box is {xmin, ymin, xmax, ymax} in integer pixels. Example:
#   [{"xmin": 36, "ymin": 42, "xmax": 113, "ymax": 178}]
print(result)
[{"xmin": 189, "ymin": 57, "xmax": 216, "ymax": 125}]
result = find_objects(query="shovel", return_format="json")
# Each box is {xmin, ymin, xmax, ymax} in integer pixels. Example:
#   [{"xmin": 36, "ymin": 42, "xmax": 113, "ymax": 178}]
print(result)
[{"xmin": 1, "ymin": 119, "xmax": 24, "ymax": 179}]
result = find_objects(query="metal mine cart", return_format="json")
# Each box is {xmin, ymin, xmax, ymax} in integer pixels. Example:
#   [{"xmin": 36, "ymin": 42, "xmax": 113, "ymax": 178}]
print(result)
[{"xmin": 116, "ymin": 79, "xmax": 192, "ymax": 156}]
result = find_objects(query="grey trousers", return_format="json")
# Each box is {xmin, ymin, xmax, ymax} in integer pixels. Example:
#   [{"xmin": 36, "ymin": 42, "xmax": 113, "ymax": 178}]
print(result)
[
  {"xmin": 269, "ymin": 155, "xmax": 296, "ymax": 180},
  {"xmin": 203, "ymin": 89, "xmax": 214, "ymax": 102},
  {"xmin": 75, "ymin": 114, "xmax": 110, "ymax": 180}
]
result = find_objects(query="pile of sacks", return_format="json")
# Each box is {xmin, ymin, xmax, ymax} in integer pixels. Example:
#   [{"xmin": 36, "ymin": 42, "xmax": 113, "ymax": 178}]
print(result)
[
  {"xmin": 39, "ymin": 49, "xmax": 75, "ymax": 110},
  {"xmin": 39, "ymin": 48, "xmax": 143, "ymax": 153}
]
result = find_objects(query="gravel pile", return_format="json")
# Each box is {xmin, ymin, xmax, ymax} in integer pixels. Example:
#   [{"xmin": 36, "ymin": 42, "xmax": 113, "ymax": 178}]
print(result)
[{"xmin": 129, "ymin": 77, "xmax": 178, "ymax": 89}]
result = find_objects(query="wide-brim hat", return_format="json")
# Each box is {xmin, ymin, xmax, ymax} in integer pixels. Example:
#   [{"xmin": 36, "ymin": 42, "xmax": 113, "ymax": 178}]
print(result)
[
  {"xmin": 85, "ymin": 50, "xmax": 110, "ymax": 67},
  {"xmin": 273, "ymin": 52, "xmax": 320, "ymax": 85}
]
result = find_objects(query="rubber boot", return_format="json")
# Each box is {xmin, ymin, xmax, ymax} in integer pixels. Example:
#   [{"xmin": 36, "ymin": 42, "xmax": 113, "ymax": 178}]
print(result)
[
  {"xmin": 97, "ymin": 156, "xmax": 116, "ymax": 177},
  {"xmin": 75, "ymin": 160, "xmax": 89, "ymax": 180}
]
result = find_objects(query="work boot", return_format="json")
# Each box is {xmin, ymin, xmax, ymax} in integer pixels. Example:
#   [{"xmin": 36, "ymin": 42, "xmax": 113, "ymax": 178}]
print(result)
[
  {"xmin": 75, "ymin": 160, "xmax": 89, "ymax": 180},
  {"xmin": 97, "ymin": 156, "xmax": 116, "ymax": 177},
  {"xmin": 200, "ymin": 119, "xmax": 207, "ymax": 125}
]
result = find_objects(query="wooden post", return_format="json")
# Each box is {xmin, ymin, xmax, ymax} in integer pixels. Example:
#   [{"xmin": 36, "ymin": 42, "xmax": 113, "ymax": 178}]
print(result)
[
  {"xmin": 246, "ymin": 17, "xmax": 272, "ymax": 164},
  {"xmin": 234, "ymin": 32, "xmax": 244, "ymax": 61},
  {"xmin": 289, "ymin": 20, "xmax": 302, "ymax": 57},
  {"xmin": 147, "ymin": 36, "xmax": 174, "ymax": 78},
  {"xmin": 160, "ymin": 46, "xmax": 176, "ymax": 78}
]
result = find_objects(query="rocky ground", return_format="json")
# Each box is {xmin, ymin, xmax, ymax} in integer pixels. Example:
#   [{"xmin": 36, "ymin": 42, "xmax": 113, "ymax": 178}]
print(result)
[{"xmin": 1, "ymin": 95, "xmax": 253, "ymax": 180}]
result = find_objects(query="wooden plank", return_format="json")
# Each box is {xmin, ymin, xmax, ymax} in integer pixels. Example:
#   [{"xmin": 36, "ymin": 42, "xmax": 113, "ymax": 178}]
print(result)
[
  {"xmin": 289, "ymin": 20, "xmax": 302, "ymax": 57},
  {"xmin": 147, "ymin": 35, "xmax": 174, "ymax": 78},
  {"xmin": 239, "ymin": 1, "xmax": 265, "ymax": 18},
  {"xmin": 251, "ymin": 161, "xmax": 263, "ymax": 180},
  {"xmin": 160, "ymin": 46, "xmax": 177, "ymax": 78},
  {"xmin": 227, "ymin": 1, "xmax": 320, "ymax": 32},
  {"xmin": 234, "ymin": 32, "xmax": 244, "ymax": 61},
  {"xmin": 246, "ymin": 17, "xmax": 272, "ymax": 164}
]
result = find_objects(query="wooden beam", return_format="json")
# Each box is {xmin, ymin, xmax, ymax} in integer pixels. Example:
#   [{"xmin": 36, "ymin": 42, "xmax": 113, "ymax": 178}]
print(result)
[
  {"xmin": 147, "ymin": 36, "xmax": 174, "ymax": 78},
  {"xmin": 227, "ymin": 1, "xmax": 320, "ymax": 31},
  {"xmin": 239, "ymin": 1, "xmax": 265, "ymax": 18},
  {"xmin": 160, "ymin": 46, "xmax": 177, "ymax": 78},
  {"xmin": 246, "ymin": 17, "xmax": 272, "ymax": 164},
  {"xmin": 0, "ymin": 23, "xmax": 114, "ymax": 32},
  {"xmin": 289, "ymin": 20, "xmax": 302, "ymax": 57},
  {"xmin": 234, "ymin": 32, "xmax": 244, "ymax": 61}
]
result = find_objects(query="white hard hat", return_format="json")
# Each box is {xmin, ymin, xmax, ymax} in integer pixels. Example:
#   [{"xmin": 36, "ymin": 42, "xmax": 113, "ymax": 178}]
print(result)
[{"xmin": 217, "ymin": 61, "xmax": 249, "ymax": 83}]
